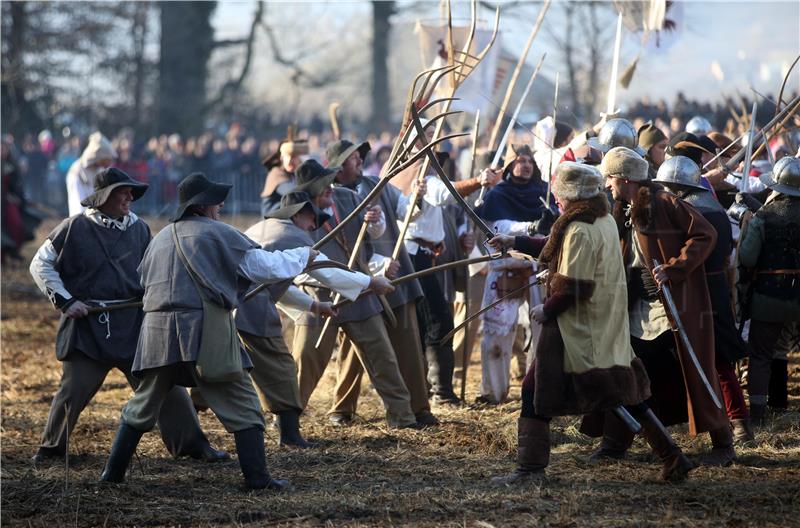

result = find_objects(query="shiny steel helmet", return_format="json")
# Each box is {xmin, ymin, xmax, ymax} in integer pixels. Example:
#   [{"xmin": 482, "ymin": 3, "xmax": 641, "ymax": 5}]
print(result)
[
  {"xmin": 654, "ymin": 155, "xmax": 706, "ymax": 191},
  {"xmin": 685, "ymin": 116, "xmax": 713, "ymax": 136},
  {"xmin": 769, "ymin": 156, "xmax": 800, "ymax": 197},
  {"xmin": 587, "ymin": 118, "xmax": 646, "ymax": 155}
]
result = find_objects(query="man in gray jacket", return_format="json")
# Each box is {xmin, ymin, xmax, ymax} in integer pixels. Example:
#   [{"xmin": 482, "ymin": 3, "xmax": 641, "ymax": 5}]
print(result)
[{"xmin": 100, "ymin": 173, "xmax": 314, "ymax": 491}]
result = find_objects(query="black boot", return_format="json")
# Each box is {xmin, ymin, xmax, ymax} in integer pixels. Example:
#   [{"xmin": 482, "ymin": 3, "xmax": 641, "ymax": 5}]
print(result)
[
  {"xmin": 636, "ymin": 408, "xmax": 693, "ymax": 482},
  {"xmin": 425, "ymin": 346, "xmax": 460, "ymax": 405},
  {"xmin": 590, "ymin": 411, "xmax": 635, "ymax": 461},
  {"xmin": 233, "ymin": 427, "xmax": 290, "ymax": 491},
  {"xmin": 187, "ymin": 440, "xmax": 231, "ymax": 462},
  {"xmin": 769, "ymin": 359, "xmax": 788, "ymax": 410},
  {"xmin": 100, "ymin": 423, "xmax": 145, "ymax": 483},
  {"xmin": 277, "ymin": 410, "xmax": 311, "ymax": 448},
  {"xmin": 491, "ymin": 417, "xmax": 550, "ymax": 485}
]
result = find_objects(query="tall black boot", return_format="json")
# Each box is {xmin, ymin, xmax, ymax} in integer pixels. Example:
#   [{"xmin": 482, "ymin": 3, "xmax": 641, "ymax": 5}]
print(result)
[
  {"xmin": 233, "ymin": 427, "xmax": 290, "ymax": 491},
  {"xmin": 491, "ymin": 417, "xmax": 550, "ymax": 485},
  {"xmin": 635, "ymin": 408, "xmax": 693, "ymax": 482},
  {"xmin": 425, "ymin": 346, "xmax": 459, "ymax": 404},
  {"xmin": 100, "ymin": 423, "xmax": 145, "ymax": 483},
  {"xmin": 277, "ymin": 410, "xmax": 311, "ymax": 449},
  {"xmin": 768, "ymin": 359, "xmax": 788, "ymax": 410}
]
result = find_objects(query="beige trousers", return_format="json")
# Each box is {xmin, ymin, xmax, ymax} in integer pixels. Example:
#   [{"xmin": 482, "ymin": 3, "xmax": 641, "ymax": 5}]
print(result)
[
  {"xmin": 329, "ymin": 301, "xmax": 430, "ymax": 416},
  {"xmin": 123, "ymin": 367, "xmax": 264, "ymax": 433},
  {"xmin": 239, "ymin": 331, "xmax": 302, "ymax": 413},
  {"xmin": 293, "ymin": 313, "xmax": 416, "ymax": 427}
]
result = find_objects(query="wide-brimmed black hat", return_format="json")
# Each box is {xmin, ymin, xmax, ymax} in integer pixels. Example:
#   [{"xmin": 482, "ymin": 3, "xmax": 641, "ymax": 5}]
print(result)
[
  {"xmin": 667, "ymin": 132, "xmax": 713, "ymax": 165},
  {"xmin": 170, "ymin": 172, "xmax": 232, "ymax": 222},
  {"xmin": 292, "ymin": 159, "xmax": 340, "ymax": 198},
  {"xmin": 326, "ymin": 140, "xmax": 371, "ymax": 169},
  {"xmin": 80, "ymin": 167, "xmax": 148, "ymax": 208},
  {"xmin": 265, "ymin": 190, "xmax": 331, "ymax": 228}
]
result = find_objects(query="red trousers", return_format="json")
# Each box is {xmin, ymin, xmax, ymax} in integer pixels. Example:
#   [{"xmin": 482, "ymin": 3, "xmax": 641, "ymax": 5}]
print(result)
[{"xmin": 716, "ymin": 360, "xmax": 748, "ymax": 421}]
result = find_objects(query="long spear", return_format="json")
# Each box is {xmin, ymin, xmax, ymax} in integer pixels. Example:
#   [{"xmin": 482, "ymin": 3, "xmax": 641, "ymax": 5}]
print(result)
[
  {"xmin": 459, "ymin": 109, "xmax": 480, "ymax": 402},
  {"xmin": 545, "ymin": 71, "xmax": 559, "ymax": 209},
  {"xmin": 740, "ymin": 102, "xmax": 758, "ymax": 193},
  {"xmin": 605, "ymin": 13, "xmax": 624, "ymax": 117},
  {"xmin": 475, "ymin": 53, "xmax": 546, "ymax": 208},
  {"xmin": 487, "ymin": 0, "xmax": 551, "ymax": 150}
]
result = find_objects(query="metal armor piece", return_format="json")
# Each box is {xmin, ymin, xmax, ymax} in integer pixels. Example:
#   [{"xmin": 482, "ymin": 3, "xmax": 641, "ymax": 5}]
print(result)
[
  {"xmin": 686, "ymin": 116, "xmax": 713, "ymax": 136},
  {"xmin": 683, "ymin": 189, "xmax": 725, "ymax": 213},
  {"xmin": 754, "ymin": 197, "xmax": 800, "ymax": 301},
  {"xmin": 588, "ymin": 118, "xmax": 646, "ymax": 155},
  {"xmin": 769, "ymin": 156, "xmax": 800, "ymax": 197},
  {"xmin": 654, "ymin": 155, "xmax": 706, "ymax": 191}
]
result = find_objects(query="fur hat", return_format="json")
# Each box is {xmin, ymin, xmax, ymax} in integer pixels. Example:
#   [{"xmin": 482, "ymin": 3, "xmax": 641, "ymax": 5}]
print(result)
[
  {"xmin": 80, "ymin": 132, "xmax": 117, "ymax": 167},
  {"xmin": 600, "ymin": 146, "xmax": 649, "ymax": 182},
  {"xmin": 552, "ymin": 162, "xmax": 604, "ymax": 201}
]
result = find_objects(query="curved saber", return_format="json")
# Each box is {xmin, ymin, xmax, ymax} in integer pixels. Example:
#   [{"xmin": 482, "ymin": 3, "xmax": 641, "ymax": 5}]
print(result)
[{"xmin": 653, "ymin": 258, "xmax": 723, "ymax": 409}]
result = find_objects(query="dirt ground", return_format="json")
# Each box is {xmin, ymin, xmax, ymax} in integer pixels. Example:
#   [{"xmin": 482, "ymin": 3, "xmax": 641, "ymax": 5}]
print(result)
[{"xmin": 2, "ymin": 217, "xmax": 799, "ymax": 527}]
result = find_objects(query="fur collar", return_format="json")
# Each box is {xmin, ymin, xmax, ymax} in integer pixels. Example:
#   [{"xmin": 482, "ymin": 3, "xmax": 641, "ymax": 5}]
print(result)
[
  {"xmin": 540, "ymin": 195, "xmax": 608, "ymax": 288},
  {"xmin": 627, "ymin": 181, "xmax": 664, "ymax": 232}
]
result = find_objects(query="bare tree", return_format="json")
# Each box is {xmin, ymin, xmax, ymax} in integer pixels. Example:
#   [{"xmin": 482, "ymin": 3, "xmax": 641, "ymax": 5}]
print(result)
[{"xmin": 371, "ymin": 1, "xmax": 396, "ymax": 132}]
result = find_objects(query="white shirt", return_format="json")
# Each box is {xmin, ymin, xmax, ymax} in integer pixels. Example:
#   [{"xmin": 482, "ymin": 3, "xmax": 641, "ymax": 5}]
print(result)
[
  {"xmin": 29, "ymin": 209, "xmax": 141, "ymax": 305},
  {"xmin": 65, "ymin": 161, "xmax": 97, "ymax": 216},
  {"xmin": 403, "ymin": 175, "xmax": 458, "ymax": 254}
]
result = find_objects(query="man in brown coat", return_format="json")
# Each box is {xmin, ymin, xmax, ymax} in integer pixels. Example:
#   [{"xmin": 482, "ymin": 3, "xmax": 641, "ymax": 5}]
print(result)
[{"xmin": 591, "ymin": 146, "xmax": 735, "ymax": 466}]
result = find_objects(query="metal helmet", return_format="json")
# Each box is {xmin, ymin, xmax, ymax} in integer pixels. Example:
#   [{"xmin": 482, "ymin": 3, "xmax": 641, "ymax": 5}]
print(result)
[
  {"xmin": 685, "ymin": 116, "xmax": 713, "ymax": 136},
  {"xmin": 654, "ymin": 155, "xmax": 706, "ymax": 191},
  {"xmin": 769, "ymin": 156, "xmax": 800, "ymax": 197},
  {"xmin": 587, "ymin": 118, "xmax": 645, "ymax": 155}
]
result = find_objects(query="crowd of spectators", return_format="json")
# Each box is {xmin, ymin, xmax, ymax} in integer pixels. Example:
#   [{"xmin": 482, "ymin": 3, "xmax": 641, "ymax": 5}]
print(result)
[{"xmin": 3, "ymin": 93, "xmax": 785, "ymax": 219}]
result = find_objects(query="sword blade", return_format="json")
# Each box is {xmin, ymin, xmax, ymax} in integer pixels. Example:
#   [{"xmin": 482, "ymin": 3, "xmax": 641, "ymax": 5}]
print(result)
[{"xmin": 606, "ymin": 13, "xmax": 623, "ymax": 116}]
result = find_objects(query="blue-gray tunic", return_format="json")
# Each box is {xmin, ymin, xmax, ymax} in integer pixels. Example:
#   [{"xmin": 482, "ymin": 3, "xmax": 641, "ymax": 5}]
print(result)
[
  {"xmin": 50, "ymin": 214, "xmax": 150, "ymax": 363},
  {"xmin": 133, "ymin": 216, "xmax": 258, "ymax": 383}
]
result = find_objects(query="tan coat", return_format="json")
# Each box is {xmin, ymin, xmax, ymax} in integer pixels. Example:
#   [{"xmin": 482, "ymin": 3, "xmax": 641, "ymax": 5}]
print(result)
[{"xmin": 532, "ymin": 196, "xmax": 650, "ymax": 416}]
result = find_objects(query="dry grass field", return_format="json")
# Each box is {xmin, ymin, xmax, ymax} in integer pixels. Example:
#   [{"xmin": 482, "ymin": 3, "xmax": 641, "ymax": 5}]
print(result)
[{"xmin": 2, "ymin": 217, "xmax": 799, "ymax": 527}]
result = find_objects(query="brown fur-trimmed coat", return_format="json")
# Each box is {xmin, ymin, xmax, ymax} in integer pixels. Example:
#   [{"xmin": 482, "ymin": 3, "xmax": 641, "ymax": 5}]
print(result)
[
  {"xmin": 531, "ymin": 195, "xmax": 651, "ymax": 417},
  {"xmin": 615, "ymin": 184, "xmax": 727, "ymax": 435}
]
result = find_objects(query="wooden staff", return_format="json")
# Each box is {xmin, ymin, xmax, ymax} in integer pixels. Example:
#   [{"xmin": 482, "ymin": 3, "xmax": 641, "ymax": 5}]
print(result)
[
  {"xmin": 487, "ymin": 0, "xmax": 551, "ymax": 151},
  {"xmin": 459, "ymin": 110, "xmax": 481, "ymax": 402}
]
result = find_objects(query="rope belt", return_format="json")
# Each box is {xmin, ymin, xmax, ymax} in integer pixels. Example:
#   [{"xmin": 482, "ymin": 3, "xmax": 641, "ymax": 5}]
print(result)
[{"xmin": 87, "ymin": 298, "xmax": 138, "ymax": 339}]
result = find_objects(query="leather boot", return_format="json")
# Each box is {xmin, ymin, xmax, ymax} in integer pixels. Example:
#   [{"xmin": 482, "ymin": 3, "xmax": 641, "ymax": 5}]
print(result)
[
  {"xmin": 491, "ymin": 417, "xmax": 550, "ymax": 486},
  {"xmin": 233, "ymin": 427, "xmax": 290, "ymax": 491},
  {"xmin": 768, "ymin": 359, "xmax": 788, "ymax": 410},
  {"xmin": 277, "ymin": 410, "xmax": 311, "ymax": 449},
  {"xmin": 100, "ymin": 423, "xmax": 145, "ymax": 483},
  {"xmin": 637, "ymin": 409, "xmax": 693, "ymax": 482},
  {"xmin": 589, "ymin": 411, "xmax": 635, "ymax": 461},
  {"xmin": 701, "ymin": 426, "xmax": 737, "ymax": 467},
  {"xmin": 425, "ymin": 346, "xmax": 460, "ymax": 405},
  {"xmin": 731, "ymin": 418, "xmax": 755, "ymax": 446}
]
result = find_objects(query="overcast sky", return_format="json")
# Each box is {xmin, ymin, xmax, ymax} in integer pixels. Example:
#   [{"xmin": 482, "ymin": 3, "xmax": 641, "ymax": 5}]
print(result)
[{"xmin": 214, "ymin": 1, "xmax": 800, "ymax": 107}]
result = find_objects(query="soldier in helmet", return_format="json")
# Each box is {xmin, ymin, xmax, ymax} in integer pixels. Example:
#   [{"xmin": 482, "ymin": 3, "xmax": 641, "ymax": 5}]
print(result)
[
  {"xmin": 655, "ymin": 156, "xmax": 753, "ymax": 444},
  {"xmin": 587, "ymin": 118, "xmax": 647, "ymax": 156},
  {"xmin": 260, "ymin": 128, "xmax": 309, "ymax": 216},
  {"xmin": 686, "ymin": 116, "xmax": 714, "ymax": 137},
  {"xmin": 737, "ymin": 155, "xmax": 800, "ymax": 426}
]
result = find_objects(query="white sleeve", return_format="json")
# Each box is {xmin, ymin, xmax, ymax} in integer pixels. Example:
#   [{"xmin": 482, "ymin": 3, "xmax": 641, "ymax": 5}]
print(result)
[
  {"xmin": 238, "ymin": 247, "xmax": 310, "ymax": 284},
  {"xmin": 30, "ymin": 239, "xmax": 72, "ymax": 305},
  {"xmin": 295, "ymin": 253, "xmax": 371, "ymax": 301},
  {"xmin": 66, "ymin": 170, "xmax": 84, "ymax": 217},
  {"xmin": 492, "ymin": 219, "xmax": 532, "ymax": 236},
  {"xmin": 275, "ymin": 285, "xmax": 315, "ymax": 321},
  {"xmin": 368, "ymin": 253, "xmax": 392, "ymax": 277},
  {"xmin": 422, "ymin": 176, "xmax": 456, "ymax": 207},
  {"xmin": 366, "ymin": 207, "xmax": 386, "ymax": 239}
]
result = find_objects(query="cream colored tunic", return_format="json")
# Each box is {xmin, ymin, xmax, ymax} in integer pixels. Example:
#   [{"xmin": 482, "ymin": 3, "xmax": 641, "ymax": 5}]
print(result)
[{"xmin": 555, "ymin": 215, "xmax": 637, "ymax": 374}]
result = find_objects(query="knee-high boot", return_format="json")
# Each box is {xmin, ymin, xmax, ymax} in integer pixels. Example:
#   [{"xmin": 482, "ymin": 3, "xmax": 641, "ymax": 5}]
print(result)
[
  {"xmin": 233, "ymin": 427, "xmax": 290, "ymax": 491},
  {"xmin": 636, "ymin": 409, "xmax": 694, "ymax": 482},
  {"xmin": 491, "ymin": 417, "xmax": 550, "ymax": 485},
  {"xmin": 590, "ymin": 410, "xmax": 635, "ymax": 461},
  {"xmin": 100, "ymin": 423, "xmax": 145, "ymax": 483}
]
